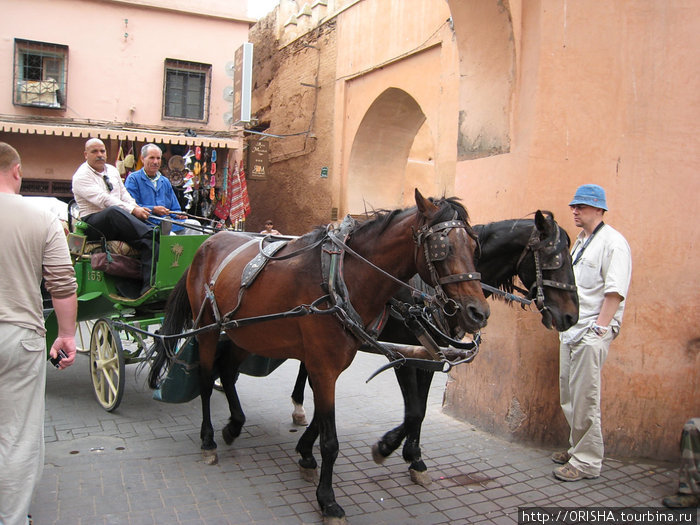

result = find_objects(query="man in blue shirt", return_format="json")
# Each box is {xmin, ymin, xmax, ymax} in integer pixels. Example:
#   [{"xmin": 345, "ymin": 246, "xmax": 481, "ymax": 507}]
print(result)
[{"xmin": 125, "ymin": 144, "xmax": 199, "ymax": 234}]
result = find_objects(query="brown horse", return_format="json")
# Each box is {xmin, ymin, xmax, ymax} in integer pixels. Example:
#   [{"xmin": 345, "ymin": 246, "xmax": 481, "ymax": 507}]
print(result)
[
  {"xmin": 147, "ymin": 189, "xmax": 489, "ymax": 523},
  {"xmin": 289, "ymin": 211, "xmax": 579, "ymax": 486}
]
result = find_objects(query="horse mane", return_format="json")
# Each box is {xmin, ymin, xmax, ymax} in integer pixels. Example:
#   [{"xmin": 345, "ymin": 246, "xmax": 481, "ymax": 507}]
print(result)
[
  {"xmin": 350, "ymin": 196, "xmax": 473, "ymax": 237},
  {"xmin": 292, "ymin": 196, "xmax": 475, "ymax": 256},
  {"xmin": 475, "ymin": 218, "xmax": 533, "ymax": 305}
]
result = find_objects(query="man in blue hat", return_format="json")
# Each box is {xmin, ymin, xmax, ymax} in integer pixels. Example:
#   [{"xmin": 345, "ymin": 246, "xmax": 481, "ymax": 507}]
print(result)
[{"xmin": 552, "ymin": 184, "xmax": 632, "ymax": 482}]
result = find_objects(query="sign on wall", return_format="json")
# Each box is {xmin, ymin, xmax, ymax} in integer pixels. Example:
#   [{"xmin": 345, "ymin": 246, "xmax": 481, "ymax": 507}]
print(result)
[
  {"xmin": 248, "ymin": 138, "xmax": 269, "ymax": 179},
  {"xmin": 233, "ymin": 42, "xmax": 253, "ymax": 124}
]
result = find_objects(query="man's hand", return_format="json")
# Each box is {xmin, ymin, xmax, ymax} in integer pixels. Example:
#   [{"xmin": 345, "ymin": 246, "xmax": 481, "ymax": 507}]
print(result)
[
  {"xmin": 131, "ymin": 206, "xmax": 151, "ymax": 221},
  {"xmin": 49, "ymin": 336, "xmax": 76, "ymax": 370},
  {"xmin": 151, "ymin": 205, "xmax": 170, "ymax": 216}
]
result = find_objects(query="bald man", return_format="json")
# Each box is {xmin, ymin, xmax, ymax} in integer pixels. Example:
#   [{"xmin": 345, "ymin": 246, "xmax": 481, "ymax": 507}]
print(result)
[
  {"xmin": 72, "ymin": 138, "xmax": 158, "ymax": 297},
  {"xmin": 0, "ymin": 142, "xmax": 77, "ymax": 524}
]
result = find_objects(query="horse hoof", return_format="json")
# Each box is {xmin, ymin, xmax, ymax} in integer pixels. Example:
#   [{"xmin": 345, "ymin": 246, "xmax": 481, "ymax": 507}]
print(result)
[
  {"xmin": 371, "ymin": 443, "xmax": 387, "ymax": 465},
  {"xmin": 323, "ymin": 516, "xmax": 347, "ymax": 525},
  {"xmin": 292, "ymin": 403, "xmax": 308, "ymax": 426},
  {"xmin": 202, "ymin": 449, "xmax": 218, "ymax": 465},
  {"xmin": 292, "ymin": 412, "xmax": 308, "ymax": 426},
  {"xmin": 222, "ymin": 426, "xmax": 234, "ymax": 445},
  {"xmin": 409, "ymin": 468, "xmax": 432, "ymax": 487},
  {"xmin": 299, "ymin": 465, "xmax": 319, "ymax": 483}
]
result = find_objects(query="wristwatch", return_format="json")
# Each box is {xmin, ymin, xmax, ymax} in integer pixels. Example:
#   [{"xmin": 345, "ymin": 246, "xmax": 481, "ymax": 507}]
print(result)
[{"xmin": 592, "ymin": 324, "xmax": 609, "ymax": 336}]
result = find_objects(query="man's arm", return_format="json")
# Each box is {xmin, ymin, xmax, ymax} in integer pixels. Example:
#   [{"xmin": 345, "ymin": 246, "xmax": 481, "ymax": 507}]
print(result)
[
  {"xmin": 124, "ymin": 173, "xmax": 142, "ymax": 204},
  {"xmin": 49, "ymin": 294, "xmax": 77, "ymax": 369},
  {"xmin": 596, "ymin": 292, "xmax": 623, "ymax": 329},
  {"xmin": 42, "ymin": 220, "xmax": 78, "ymax": 369},
  {"xmin": 123, "ymin": 172, "xmax": 153, "ymax": 220}
]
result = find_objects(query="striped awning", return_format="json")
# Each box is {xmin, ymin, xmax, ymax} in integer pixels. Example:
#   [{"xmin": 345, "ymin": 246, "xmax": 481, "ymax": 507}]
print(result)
[{"xmin": 0, "ymin": 122, "xmax": 242, "ymax": 149}]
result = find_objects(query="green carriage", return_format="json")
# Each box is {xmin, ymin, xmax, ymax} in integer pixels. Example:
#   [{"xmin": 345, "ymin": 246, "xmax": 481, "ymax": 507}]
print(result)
[{"xmin": 44, "ymin": 218, "xmax": 210, "ymax": 412}]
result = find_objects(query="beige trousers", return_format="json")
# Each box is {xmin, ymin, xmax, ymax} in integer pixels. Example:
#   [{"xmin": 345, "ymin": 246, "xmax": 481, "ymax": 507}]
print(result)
[
  {"xmin": 559, "ymin": 328, "xmax": 614, "ymax": 476},
  {"xmin": 0, "ymin": 324, "xmax": 46, "ymax": 525}
]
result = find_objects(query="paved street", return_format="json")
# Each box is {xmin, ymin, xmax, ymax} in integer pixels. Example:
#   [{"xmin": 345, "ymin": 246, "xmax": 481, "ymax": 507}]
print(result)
[{"xmin": 34, "ymin": 350, "xmax": 685, "ymax": 524}]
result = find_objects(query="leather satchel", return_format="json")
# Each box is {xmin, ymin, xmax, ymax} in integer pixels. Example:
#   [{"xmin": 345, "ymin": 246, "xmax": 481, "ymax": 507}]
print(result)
[{"xmin": 91, "ymin": 251, "xmax": 141, "ymax": 280}]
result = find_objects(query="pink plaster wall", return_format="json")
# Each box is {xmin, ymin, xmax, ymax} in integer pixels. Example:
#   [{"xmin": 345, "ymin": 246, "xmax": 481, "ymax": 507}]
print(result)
[
  {"xmin": 246, "ymin": 0, "xmax": 697, "ymax": 459},
  {"xmin": 447, "ymin": 0, "xmax": 700, "ymax": 460},
  {"xmin": 334, "ymin": 0, "xmax": 460, "ymax": 214},
  {"xmin": 1, "ymin": 0, "xmax": 249, "ymax": 125},
  {"xmin": 1, "ymin": 0, "xmax": 250, "ymax": 183}
]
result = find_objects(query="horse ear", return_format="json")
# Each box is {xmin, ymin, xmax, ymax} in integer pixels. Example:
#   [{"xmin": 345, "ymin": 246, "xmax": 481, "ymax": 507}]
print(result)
[
  {"xmin": 415, "ymin": 188, "xmax": 438, "ymax": 215},
  {"xmin": 534, "ymin": 210, "xmax": 548, "ymax": 232},
  {"xmin": 535, "ymin": 210, "xmax": 557, "ymax": 236}
]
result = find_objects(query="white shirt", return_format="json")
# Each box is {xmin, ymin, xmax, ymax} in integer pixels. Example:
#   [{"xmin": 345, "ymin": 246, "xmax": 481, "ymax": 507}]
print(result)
[
  {"xmin": 560, "ymin": 224, "xmax": 632, "ymax": 344},
  {"xmin": 72, "ymin": 162, "xmax": 136, "ymax": 218}
]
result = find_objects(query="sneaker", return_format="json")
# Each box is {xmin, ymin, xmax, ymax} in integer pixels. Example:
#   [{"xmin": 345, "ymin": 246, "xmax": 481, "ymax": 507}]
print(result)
[
  {"xmin": 553, "ymin": 463, "xmax": 598, "ymax": 482},
  {"xmin": 662, "ymin": 493, "xmax": 700, "ymax": 508},
  {"xmin": 551, "ymin": 450, "xmax": 571, "ymax": 464}
]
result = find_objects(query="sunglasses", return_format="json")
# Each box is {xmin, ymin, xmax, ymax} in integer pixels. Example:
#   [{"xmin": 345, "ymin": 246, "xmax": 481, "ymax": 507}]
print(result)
[{"xmin": 103, "ymin": 174, "xmax": 114, "ymax": 192}]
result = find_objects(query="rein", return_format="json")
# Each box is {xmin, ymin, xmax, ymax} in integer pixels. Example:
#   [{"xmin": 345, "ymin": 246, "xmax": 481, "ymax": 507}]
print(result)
[
  {"xmin": 321, "ymin": 214, "xmax": 483, "ymax": 377},
  {"xmin": 128, "ymin": 210, "xmax": 484, "ymax": 375}
]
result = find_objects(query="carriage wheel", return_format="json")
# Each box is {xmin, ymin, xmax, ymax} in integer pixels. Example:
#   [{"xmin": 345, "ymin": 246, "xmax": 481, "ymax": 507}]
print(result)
[
  {"xmin": 89, "ymin": 318, "xmax": 125, "ymax": 412},
  {"xmin": 76, "ymin": 320, "xmax": 94, "ymax": 354}
]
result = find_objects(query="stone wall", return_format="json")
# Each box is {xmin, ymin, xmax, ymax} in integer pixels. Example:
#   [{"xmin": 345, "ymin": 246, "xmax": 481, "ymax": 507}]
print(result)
[{"xmin": 248, "ymin": 6, "xmax": 338, "ymax": 235}]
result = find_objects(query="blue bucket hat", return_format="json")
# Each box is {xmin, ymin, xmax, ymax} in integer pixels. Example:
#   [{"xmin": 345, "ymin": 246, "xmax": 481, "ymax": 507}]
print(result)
[{"xmin": 569, "ymin": 184, "xmax": 608, "ymax": 211}]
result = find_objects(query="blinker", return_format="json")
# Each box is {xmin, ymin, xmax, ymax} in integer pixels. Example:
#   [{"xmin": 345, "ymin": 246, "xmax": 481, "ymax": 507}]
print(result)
[{"xmin": 427, "ymin": 233, "xmax": 450, "ymax": 262}]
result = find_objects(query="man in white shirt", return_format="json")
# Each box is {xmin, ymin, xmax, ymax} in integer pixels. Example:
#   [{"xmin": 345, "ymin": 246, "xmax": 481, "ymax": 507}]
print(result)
[
  {"xmin": 72, "ymin": 138, "xmax": 157, "ymax": 297},
  {"xmin": 552, "ymin": 184, "xmax": 632, "ymax": 482}
]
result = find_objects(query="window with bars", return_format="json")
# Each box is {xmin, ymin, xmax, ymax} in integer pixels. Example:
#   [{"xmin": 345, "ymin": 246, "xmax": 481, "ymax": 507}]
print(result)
[
  {"xmin": 163, "ymin": 59, "xmax": 211, "ymax": 122},
  {"xmin": 13, "ymin": 39, "xmax": 68, "ymax": 110}
]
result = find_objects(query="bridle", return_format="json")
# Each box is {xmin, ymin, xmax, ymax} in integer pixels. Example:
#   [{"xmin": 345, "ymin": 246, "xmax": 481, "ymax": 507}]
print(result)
[
  {"xmin": 321, "ymin": 211, "xmax": 483, "ymax": 372},
  {"xmin": 319, "ymin": 211, "xmax": 482, "ymax": 352},
  {"xmin": 412, "ymin": 214, "xmax": 481, "ymax": 317},
  {"xmin": 514, "ymin": 224, "xmax": 577, "ymax": 314}
]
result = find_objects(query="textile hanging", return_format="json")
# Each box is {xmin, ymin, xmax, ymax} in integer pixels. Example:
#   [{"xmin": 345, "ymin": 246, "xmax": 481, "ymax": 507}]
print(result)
[
  {"xmin": 239, "ymin": 160, "xmax": 251, "ymax": 217},
  {"xmin": 213, "ymin": 160, "xmax": 230, "ymax": 220},
  {"xmin": 229, "ymin": 159, "xmax": 251, "ymax": 223}
]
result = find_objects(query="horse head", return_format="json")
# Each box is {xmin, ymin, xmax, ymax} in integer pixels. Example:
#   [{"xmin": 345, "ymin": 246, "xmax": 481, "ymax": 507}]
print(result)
[
  {"xmin": 516, "ymin": 210, "xmax": 579, "ymax": 331},
  {"xmin": 413, "ymin": 189, "xmax": 490, "ymax": 337}
]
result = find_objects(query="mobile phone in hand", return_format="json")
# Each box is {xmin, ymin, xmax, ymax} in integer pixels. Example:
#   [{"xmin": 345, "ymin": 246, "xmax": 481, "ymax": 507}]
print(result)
[{"xmin": 50, "ymin": 349, "xmax": 67, "ymax": 368}]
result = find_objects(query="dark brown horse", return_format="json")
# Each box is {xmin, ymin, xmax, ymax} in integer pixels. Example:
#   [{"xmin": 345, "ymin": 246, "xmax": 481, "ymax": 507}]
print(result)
[
  {"xmin": 147, "ymin": 190, "xmax": 489, "ymax": 523},
  {"xmin": 289, "ymin": 211, "xmax": 579, "ymax": 486}
]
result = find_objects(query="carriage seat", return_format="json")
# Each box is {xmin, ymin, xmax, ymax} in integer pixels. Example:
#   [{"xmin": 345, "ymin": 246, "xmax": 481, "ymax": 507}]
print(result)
[
  {"xmin": 69, "ymin": 216, "xmax": 140, "ymax": 258},
  {"xmin": 67, "ymin": 218, "xmax": 142, "ymax": 281},
  {"xmin": 83, "ymin": 240, "xmax": 139, "ymax": 257}
]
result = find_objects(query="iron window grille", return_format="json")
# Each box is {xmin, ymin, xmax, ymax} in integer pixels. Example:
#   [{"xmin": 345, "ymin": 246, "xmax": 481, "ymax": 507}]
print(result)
[
  {"xmin": 163, "ymin": 59, "xmax": 211, "ymax": 122},
  {"xmin": 13, "ymin": 39, "xmax": 68, "ymax": 110}
]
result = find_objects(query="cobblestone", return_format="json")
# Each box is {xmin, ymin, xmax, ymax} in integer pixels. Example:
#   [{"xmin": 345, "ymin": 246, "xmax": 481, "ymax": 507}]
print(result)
[{"xmin": 34, "ymin": 352, "xmax": 680, "ymax": 524}]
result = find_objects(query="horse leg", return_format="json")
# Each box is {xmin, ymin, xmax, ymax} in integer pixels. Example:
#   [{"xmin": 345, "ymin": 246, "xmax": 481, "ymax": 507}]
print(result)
[
  {"xmin": 313, "ymin": 386, "xmax": 345, "ymax": 523},
  {"xmin": 402, "ymin": 368, "xmax": 434, "ymax": 487},
  {"xmin": 371, "ymin": 367, "xmax": 434, "ymax": 486},
  {"xmin": 198, "ymin": 332, "xmax": 220, "ymax": 465},
  {"xmin": 217, "ymin": 341, "xmax": 246, "ymax": 445},
  {"xmin": 291, "ymin": 361, "xmax": 309, "ymax": 426},
  {"xmin": 295, "ymin": 416, "xmax": 319, "ymax": 482},
  {"xmin": 371, "ymin": 365, "xmax": 411, "ymax": 463}
]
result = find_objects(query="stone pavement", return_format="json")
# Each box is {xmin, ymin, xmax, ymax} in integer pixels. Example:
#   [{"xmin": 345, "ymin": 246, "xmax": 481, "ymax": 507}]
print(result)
[{"xmin": 34, "ymin": 350, "xmax": 686, "ymax": 524}]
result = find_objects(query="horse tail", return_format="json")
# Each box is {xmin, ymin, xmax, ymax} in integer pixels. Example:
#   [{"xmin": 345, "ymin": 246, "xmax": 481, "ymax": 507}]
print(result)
[{"xmin": 147, "ymin": 270, "xmax": 193, "ymax": 389}]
